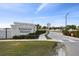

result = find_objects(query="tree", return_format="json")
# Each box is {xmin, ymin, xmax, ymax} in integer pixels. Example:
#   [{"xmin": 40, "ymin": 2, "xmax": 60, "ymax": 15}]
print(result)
[
  {"xmin": 71, "ymin": 25, "xmax": 76, "ymax": 29},
  {"xmin": 65, "ymin": 25, "xmax": 76, "ymax": 30},
  {"xmin": 78, "ymin": 26, "xmax": 79, "ymax": 28},
  {"xmin": 60, "ymin": 26, "xmax": 64, "ymax": 30},
  {"xmin": 51, "ymin": 27, "xmax": 56, "ymax": 30},
  {"xmin": 42, "ymin": 26, "xmax": 47, "ymax": 29},
  {"xmin": 35, "ymin": 24, "xmax": 42, "ymax": 30},
  {"xmin": 49, "ymin": 27, "xmax": 52, "ymax": 30}
]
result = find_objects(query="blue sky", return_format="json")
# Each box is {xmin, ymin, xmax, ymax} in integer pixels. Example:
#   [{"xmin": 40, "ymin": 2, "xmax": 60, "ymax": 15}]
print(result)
[{"xmin": 0, "ymin": 3, "xmax": 79, "ymax": 28}]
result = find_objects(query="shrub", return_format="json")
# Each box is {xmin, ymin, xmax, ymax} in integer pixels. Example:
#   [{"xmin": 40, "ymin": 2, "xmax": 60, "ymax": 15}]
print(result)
[
  {"xmin": 13, "ymin": 36, "xmax": 20, "ymax": 39},
  {"xmin": 75, "ymin": 31, "xmax": 79, "ymax": 38},
  {"xmin": 13, "ymin": 35, "xmax": 26, "ymax": 39},
  {"xmin": 62, "ymin": 30, "xmax": 69, "ymax": 35},
  {"xmin": 62, "ymin": 30, "xmax": 79, "ymax": 38},
  {"xmin": 13, "ymin": 30, "xmax": 46, "ymax": 39}
]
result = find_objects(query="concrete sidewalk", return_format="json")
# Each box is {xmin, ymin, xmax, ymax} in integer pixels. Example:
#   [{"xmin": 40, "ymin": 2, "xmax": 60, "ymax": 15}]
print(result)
[
  {"xmin": 38, "ymin": 34, "xmax": 47, "ymax": 40},
  {"xmin": 65, "ymin": 42, "xmax": 79, "ymax": 56}
]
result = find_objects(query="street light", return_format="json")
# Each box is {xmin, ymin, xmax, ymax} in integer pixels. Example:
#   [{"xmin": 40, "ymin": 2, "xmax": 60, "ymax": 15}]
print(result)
[{"xmin": 65, "ymin": 12, "xmax": 69, "ymax": 27}]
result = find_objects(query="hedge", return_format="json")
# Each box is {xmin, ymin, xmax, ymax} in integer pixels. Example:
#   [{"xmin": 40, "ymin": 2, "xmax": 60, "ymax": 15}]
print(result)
[
  {"xmin": 62, "ymin": 30, "xmax": 79, "ymax": 38},
  {"xmin": 13, "ymin": 30, "xmax": 46, "ymax": 39}
]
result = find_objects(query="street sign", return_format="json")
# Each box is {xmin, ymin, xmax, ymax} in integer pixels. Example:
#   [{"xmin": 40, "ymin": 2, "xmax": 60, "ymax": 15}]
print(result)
[{"xmin": 47, "ymin": 23, "xmax": 51, "ymax": 28}]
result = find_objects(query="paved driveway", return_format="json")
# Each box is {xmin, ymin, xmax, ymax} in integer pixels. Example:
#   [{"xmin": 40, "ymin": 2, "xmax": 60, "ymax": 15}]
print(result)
[
  {"xmin": 48, "ymin": 32, "xmax": 79, "ymax": 42},
  {"xmin": 48, "ymin": 32, "xmax": 79, "ymax": 56},
  {"xmin": 38, "ymin": 34, "xmax": 47, "ymax": 40}
]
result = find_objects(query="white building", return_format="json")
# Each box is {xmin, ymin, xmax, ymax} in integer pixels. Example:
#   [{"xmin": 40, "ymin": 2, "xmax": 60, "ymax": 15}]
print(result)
[{"xmin": 0, "ymin": 22, "xmax": 37, "ymax": 39}]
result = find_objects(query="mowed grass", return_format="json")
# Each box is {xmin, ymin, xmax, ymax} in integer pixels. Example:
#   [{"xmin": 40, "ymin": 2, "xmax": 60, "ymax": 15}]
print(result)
[{"xmin": 0, "ymin": 41, "xmax": 57, "ymax": 56}]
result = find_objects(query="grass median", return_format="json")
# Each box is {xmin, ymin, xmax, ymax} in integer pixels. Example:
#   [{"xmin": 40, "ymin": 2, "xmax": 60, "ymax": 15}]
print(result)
[{"xmin": 0, "ymin": 41, "xmax": 57, "ymax": 56}]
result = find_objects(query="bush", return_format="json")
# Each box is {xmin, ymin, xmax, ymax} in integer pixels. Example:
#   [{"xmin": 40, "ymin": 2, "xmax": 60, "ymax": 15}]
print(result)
[
  {"xmin": 13, "ymin": 36, "xmax": 19, "ymax": 39},
  {"xmin": 75, "ymin": 31, "xmax": 79, "ymax": 38},
  {"xmin": 25, "ymin": 35, "xmax": 39, "ymax": 39},
  {"xmin": 36, "ymin": 30, "xmax": 46, "ymax": 35},
  {"xmin": 62, "ymin": 29, "xmax": 79, "ymax": 38},
  {"xmin": 62, "ymin": 30, "xmax": 69, "ymax": 36},
  {"xmin": 13, "ymin": 35, "xmax": 26, "ymax": 39},
  {"xmin": 13, "ymin": 30, "xmax": 46, "ymax": 39}
]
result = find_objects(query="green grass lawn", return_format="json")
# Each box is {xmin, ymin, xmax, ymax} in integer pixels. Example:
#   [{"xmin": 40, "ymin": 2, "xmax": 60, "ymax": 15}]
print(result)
[{"xmin": 0, "ymin": 41, "xmax": 57, "ymax": 56}]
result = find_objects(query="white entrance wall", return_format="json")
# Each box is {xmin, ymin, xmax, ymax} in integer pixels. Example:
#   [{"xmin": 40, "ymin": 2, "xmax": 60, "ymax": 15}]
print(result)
[{"xmin": 0, "ymin": 22, "xmax": 37, "ymax": 39}]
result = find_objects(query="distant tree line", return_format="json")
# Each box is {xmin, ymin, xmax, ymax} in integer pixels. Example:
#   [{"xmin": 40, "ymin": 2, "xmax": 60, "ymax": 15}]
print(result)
[{"xmin": 35, "ymin": 24, "xmax": 64, "ymax": 30}]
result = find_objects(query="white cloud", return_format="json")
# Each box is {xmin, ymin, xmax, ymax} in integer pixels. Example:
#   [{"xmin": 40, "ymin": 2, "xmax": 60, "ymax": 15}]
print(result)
[
  {"xmin": 35, "ymin": 3, "xmax": 62, "ymax": 14},
  {"xmin": 35, "ymin": 3, "xmax": 48, "ymax": 14}
]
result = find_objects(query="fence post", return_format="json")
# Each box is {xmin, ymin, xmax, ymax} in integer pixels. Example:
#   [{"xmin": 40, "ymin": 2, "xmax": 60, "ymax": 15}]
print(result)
[{"xmin": 5, "ymin": 28, "xmax": 7, "ymax": 39}]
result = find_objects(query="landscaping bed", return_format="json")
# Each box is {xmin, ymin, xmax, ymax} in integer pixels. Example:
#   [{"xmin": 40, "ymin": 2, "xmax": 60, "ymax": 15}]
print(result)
[{"xmin": 13, "ymin": 30, "xmax": 46, "ymax": 39}]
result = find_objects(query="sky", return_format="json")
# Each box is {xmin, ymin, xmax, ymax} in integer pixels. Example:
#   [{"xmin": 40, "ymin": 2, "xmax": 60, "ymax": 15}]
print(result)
[{"xmin": 0, "ymin": 3, "xmax": 79, "ymax": 28}]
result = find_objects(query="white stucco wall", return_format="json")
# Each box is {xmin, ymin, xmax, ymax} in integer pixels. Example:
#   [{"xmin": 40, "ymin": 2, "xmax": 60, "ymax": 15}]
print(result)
[
  {"xmin": 0, "ymin": 22, "xmax": 37, "ymax": 39},
  {"xmin": 11, "ymin": 22, "xmax": 36, "ymax": 37}
]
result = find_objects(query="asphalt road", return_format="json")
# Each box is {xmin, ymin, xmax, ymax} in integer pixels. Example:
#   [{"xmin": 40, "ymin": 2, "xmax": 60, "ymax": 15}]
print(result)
[
  {"xmin": 48, "ymin": 32, "xmax": 79, "ymax": 56},
  {"xmin": 48, "ymin": 32, "xmax": 79, "ymax": 42}
]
